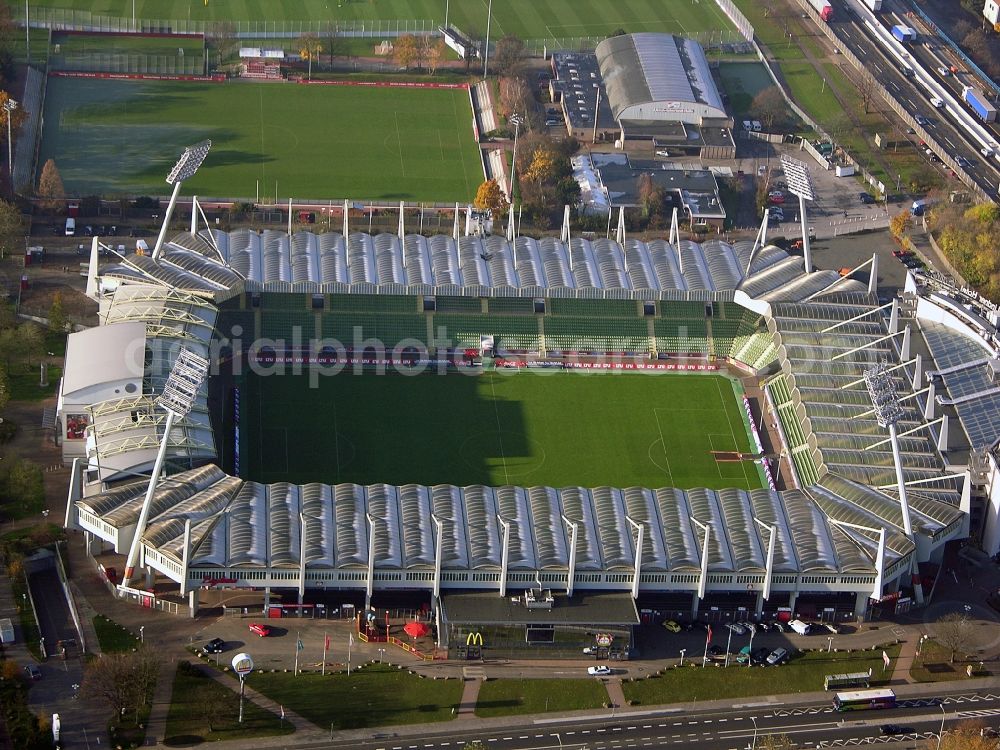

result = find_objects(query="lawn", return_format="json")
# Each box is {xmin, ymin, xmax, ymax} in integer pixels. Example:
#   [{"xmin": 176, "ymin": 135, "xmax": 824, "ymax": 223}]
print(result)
[
  {"xmin": 623, "ymin": 646, "xmax": 901, "ymax": 706},
  {"xmin": 910, "ymin": 639, "xmax": 991, "ymax": 682},
  {"xmin": 38, "ymin": 77, "xmax": 482, "ymax": 202},
  {"xmin": 51, "ymin": 31, "xmax": 205, "ymax": 58},
  {"xmin": 12, "ymin": 1, "xmax": 735, "ymax": 41},
  {"xmin": 165, "ymin": 661, "xmax": 294, "ymax": 745},
  {"xmin": 476, "ymin": 678, "xmax": 608, "ymax": 718},
  {"xmin": 239, "ymin": 663, "xmax": 462, "ymax": 730},
  {"xmin": 242, "ymin": 371, "xmax": 762, "ymax": 489},
  {"xmin": 92, "ymin": 614, "xmax": 140, "ymax": 653}
]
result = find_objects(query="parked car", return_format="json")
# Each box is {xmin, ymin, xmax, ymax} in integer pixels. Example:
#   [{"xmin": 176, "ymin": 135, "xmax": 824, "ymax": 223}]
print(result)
[
  {"xmin": 768, "ymin": 191, "xmax": 786, "ymax": 204},
  {"xmin": 726, "ymin": 622, "xmax": 747, "ymax": 636},
  {"xmin": 859, "ymin": 192, "xmax": 875, "ymax": 204},
  {"xmin": 757, "ymin": 621, "xmax": 770, "ymax": 633},
  {"xmin": 766, "ymin": 647, "xmax": 790, "ymax": 665},
  {"xmin": 588, "ymin": 665, "xmax": 612, "ymax": 676},
  {"xmin": 750, "ymin": 647, "xmax": 771, "ymax": 665},
  {"xmin": 248, "ymin": 623, "xmax": 271, "ymax": 638},
  {"xmin": 662, "ymin": 620, "xmax": 682, "ymax": 633},
  {"xmin": 708, "ymin": 645, "xmax": 726, "ymax": 657},
  {"xmin": 770, "ymin": 620, "xmax": 786, "ymax": 633},
  {"xmin": 881, "ymin": 724, "xmax": 911, "ymax": 735},
  {"xmin": 203, "ymin": 637, "xmax": 226, "ymax": 654},
  {"xmin": 24, "ymin": 664, "xmax": 41, "ymax": 680},
  {"xmin": 820, "ymin": 622, "xmax": 840, "ymax": 635}
]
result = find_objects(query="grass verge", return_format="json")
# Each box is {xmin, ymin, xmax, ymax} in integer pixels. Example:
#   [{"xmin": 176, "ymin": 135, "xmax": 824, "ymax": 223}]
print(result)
[
  {"xmin": 476, "ymin": 678, "xmax": 609, "ymax": 718},
  {"xmin": 910, "ymin": 639, "xmax": 991, "ymax": 682},
  {"xmin": 236, "ymin": 662, "xmax": 461, "ymax": 730},
  {"xmin": 164, "ymin": 661, "xmax": 294, "ymax": 745},
  {"xmin": 623, "ymin": 645, "xmax": 901, "ymax": 706},
  {"xmin": 92, "ymin": 614, "xmax": 140, "ymax": 654}
]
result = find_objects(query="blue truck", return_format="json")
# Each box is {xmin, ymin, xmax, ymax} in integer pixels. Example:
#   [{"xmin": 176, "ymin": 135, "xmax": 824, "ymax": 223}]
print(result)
[
  {"xmin": 963, "ymin": 87, "xmax": 998, "ymax": 123},
  {"xmin": 891, "ymin": 25, "xmax": 917, "ymax": 42}
]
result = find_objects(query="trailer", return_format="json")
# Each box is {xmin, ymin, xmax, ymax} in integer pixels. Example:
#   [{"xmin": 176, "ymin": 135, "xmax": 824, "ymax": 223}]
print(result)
[
  {"xmin": 891, "ymin": 25, "xmax": 917, "ymax": 42},
  {"xmin": 0, "ymin": 617, "xmax": 14, "ymax": 644},
  {"xmin": 863, "ymin": 0, "xmax": 883, "ymax": 10},
  {"xmin": 807, "ymin": 0, "xmax": 834, "ymax": 21},
  {"xmin": 963, "ymin": 86, "xmax": 998, "ymax": 122}
]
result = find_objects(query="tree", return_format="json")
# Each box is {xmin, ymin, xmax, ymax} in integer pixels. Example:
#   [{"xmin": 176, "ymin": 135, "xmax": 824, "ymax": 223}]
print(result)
[
  {"xmin": 473, "ymin": 179, "xmax": 509, "ymax": 217},
  {"xmin": 0, "ymin": 367, "xmax": 9, "ymax": 415},
  {"xmin": 749, "ymin": 87, "xmax": 786, "ymax": 133},
  {"xmin": 936, "ymin": 720, "xmax": 1000, "ymax": 750},
  {"xmin": 493, "ymin": 35, "xmax": 526, "ymax": 78},
  {"xmin": 0, "ymin": 90, "xmax": 25, "ymax": 136},
  {"xmin": 858, "ymin": 70, "xmax": 877, "ymax": 114},
  {"xmin": 523, "ymin": 147, "xmax": 557, "ymax": 184},
  {"xmin": 37, "ymin": 159, "xmax": 66, "ymax": 213},
  {"xmin": 637, "ymin": 172, "xmax": 665, "ymax": 218},
  {"xmin": 209, "ymin": 21, "xmax": 239, "ymax": 64},
  {"xmin": 610, "ymin": 27, "xmax": 628, "ymax": 37},
  {"xmin": 889, "ymin": 211, "xmax": 911, "ymax": 240},
  {"xmin": 935, "ymin": 613, "xmax": 975, "ymax": 663},
  {"xmin": 498, "ymin": 76, "xmax": 533, "ymax": 125},
  {"xmin": 427, "ymin": 38, "xmax": 447, "ymax": 75},
  {"xmin": 48, "ymin": 292, "xmax": 67, "ymax": 334},
  {"xmin": 298, "ymin": 32, "xmax": 323, "ymax": 80},
  {"xmin": 394, "ymin": 34, "xmax": 420, "ymax": 70},
  {"xmin": 82, "ymin": 648, "xmax": 159, "ymax": 726},
  {"xmin": 0, "ymin": 199, "xmax": 25, "ymax": 257}
]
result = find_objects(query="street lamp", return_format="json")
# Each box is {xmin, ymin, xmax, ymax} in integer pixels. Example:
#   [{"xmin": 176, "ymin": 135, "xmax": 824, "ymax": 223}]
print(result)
[
  {"xmin": 751, "ymin": 715, "xmax": 758, "ymax": 750},
  {"xmin": 679, "ymin": 648, "xmax": 686, "ymax": 666},
  {"xmin": 827, "ymin": 636, "xmax": 833, "ymax": 653},
  {"xmin": 507, "ymin": 113, "xmax": 522, "ymax": 202},
  {"xmin": 139, "ymin": 626, "xmax": 144, "ymax": 644},
  {"xmin": 4, "ymin": 97, "xmax": 17, "ymax": 177},
  {"xmin": 936, "ymin": 704, "xmax": 946, "ymax": 750}
]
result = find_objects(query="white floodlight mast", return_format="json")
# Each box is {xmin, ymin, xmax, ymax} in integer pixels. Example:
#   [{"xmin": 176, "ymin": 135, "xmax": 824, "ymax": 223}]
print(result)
[
  {"xmin": 152, "ymin": 140, "xmax": 212, "ymax": 261},
  {"xmin": 780, "ymin": 156, "xmax": 815, "ymax": 274},
  {"xmin": 864, "ymin": 362, "xmax": 913, "ymax": 537},
  {"xmin": 122, "ymin": 349, "xmax": 210, "ymax": 587}
]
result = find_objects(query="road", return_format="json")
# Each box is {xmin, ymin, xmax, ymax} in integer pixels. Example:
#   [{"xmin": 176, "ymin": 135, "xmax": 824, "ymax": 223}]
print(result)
[
  {"xmin": 829, "ymin": 0, "xmax": 1000, "ymax": 200},
  {"xmin": 227, "ymin": 689, "xmax": 1000, "ymax": 750}
]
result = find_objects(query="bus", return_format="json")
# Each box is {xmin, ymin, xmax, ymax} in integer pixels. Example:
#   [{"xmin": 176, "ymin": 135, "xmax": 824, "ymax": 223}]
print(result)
[
  {"xmin": 833, "ymin": 688, "xmax": 897, "ymax": 711},
  {"xmin": 824, "ymin": 670, "xmax": 872, "ymax": 691}
]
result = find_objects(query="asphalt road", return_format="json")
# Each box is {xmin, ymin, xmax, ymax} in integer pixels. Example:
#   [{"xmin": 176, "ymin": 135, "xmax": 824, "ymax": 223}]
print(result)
[{"xmin": 278, "ymin": 690, "xmax": 1000, "ymax": 750}]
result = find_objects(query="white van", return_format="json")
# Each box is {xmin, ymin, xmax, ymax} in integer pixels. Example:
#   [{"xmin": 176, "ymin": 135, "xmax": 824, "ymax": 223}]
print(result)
[
  {"xmin": 789, "ymin": 619, "xmax": 811, "ymax": 635},
  {"xmin": 65, "ymin": 217, "xmax": 76, "ymax": 236}
]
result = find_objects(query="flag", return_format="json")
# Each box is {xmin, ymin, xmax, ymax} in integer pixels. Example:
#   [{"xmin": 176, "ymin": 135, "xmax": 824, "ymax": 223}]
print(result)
[
  {"xmin": 324, "ymin": 634, "xmax": 331, "ymax": 652},
  {"xmin": 882, "ymin": 650, "xmax": 890, "ymax": 669},
  {"xmin": 296, "ymin": 637, "xmax": 304, "ymax": 652},
  {"xmin": 706, "ymin": 625, "xmax": 713, "ymax": 644},
  {"xmin": 280, "ymin": 705, "xmax": 285, "ymax": 720},
  {"xmin": 349, "ymin": 633, "xmax": 354, "ymax": 646}
]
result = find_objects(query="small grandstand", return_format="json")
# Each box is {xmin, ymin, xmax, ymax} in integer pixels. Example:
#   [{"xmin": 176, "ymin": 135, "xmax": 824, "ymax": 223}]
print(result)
[{"xmin": 62, "ymin": 223, "xmax": 978, "ymax": 626}]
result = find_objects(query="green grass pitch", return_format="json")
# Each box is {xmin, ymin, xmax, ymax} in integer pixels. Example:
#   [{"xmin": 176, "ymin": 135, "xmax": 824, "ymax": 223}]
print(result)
[
  {"xmin": 16, "ymin": 1, "xmax": 734, "ymax": 41},
  {"xmin": 38, "ymin": 77, "xmax": 482, "ymax": 201},
  {"xmin": 240, "ymin": 371, "xmax": 764, "ymax": 490}
]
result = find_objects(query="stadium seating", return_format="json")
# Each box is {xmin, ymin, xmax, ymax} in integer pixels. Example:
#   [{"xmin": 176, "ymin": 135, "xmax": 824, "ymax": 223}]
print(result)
[
  {"xmin": 652, "ymin": 319, "xmax": 709, "ymax": 355},
  {"xmin": 436, "ymin": 296, "xmax": 483, "ymax": 314},
  {"xmin": 768, "ymin": 374, "xmax": 822, "ymax": 486},
  {"xmin": 486, "ymin": 297, "xmax": 536, "ymax": 316},
  {"xmin": 243, "ymin": 60, "xmax": 281, "ymax": 79},
  {"xmin": 322, "ymin": 312, "xmax": 427, "ymax": 348},
  {"xmin": 262, "ymin": 310, "xmax": 315, "ymax": 340},
  {"xmin": 543, "ymin": 316, "xmax": 648, "ymax": 354}
]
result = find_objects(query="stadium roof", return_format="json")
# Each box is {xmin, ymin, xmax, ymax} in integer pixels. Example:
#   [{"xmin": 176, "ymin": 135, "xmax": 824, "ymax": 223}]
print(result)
[
  {"xmin": 67, "ymin": 230, "xmax": 978, "ymax": 598},
  {"xmin": 595, "ymin": 33, "xmax": 726, "ymax": 124},
  {"xmin": 62, "ymin": 322, "xmax": 146, "ymax": 395},
  {"xmin": 99, "ymin": 230, "xmax": 865, "ymax": 301}
]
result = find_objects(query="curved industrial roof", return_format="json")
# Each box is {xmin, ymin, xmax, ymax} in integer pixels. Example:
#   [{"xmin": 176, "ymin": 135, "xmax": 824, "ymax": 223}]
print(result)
[{"xmin": 595, "ymin": 33, "xmax": 726, "ymax": 122}]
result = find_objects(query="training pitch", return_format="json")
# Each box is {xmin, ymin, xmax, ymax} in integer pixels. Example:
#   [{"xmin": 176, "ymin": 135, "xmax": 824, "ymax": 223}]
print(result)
[
  {"xmin": 18, "ymin": 1, "xmax": 735, "ymax": 41},
  {"xmin": 240, "ymin": 371, "xmax": 764, "ymax": 490},
  {"xmin": 38, "ymin": 77, "xmax": 482, "ymax": 201}
]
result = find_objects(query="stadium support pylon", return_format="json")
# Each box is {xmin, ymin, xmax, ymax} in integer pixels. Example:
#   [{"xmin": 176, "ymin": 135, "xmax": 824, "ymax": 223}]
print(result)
[
  {"xmin": 616, "ymin": 205, "xmax": 625, "ymax": 246},
  {"xmin": 560, "ymin": 205, "xmax": 570, "ymax": 244},
  {"xmin": 343, "ymin": 199, "xmax": 349, "ymax": 237},
  {"xmin": 453, "ymin": 203, "xmax": 460, "ymax": 241},
  {"xmin": 398, "ymin": 201, "xmax": 405, "ymax": 241}
]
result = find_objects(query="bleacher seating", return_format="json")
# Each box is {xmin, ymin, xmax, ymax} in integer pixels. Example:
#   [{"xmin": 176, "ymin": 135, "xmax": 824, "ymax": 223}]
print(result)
[
  {"xmin": 436, "ymin": 297, "xmax": 483, "ymax": 313},
  {"xmin": 544, "ymin": 316, "xmax": 648, "ymax": 354},
  {"xmin": 262, "ymin": 310, "xmax": 315, "ymax": 339},
  {"xmin": 652, "ymin": 319, "xmax": 709, "ymax": 354},
  {"xmin": 486, "ymin": 297, "xmax": 535, "ymax": 316},
  {"xmin": 243, "ymin": 60, "xmax": 281, "ymax": 79},
  {"xmin": 322, "ymin": 312, "xmax": 427, "ymax": 348},
  {"xmin": 549, "ymin": 298, "xmax": 636, "ymax": 318}
]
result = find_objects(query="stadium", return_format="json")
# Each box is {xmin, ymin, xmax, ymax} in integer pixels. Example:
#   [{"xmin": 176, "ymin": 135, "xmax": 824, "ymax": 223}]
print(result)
[{"xmin": 57, "ymin": 166, "xmax": 1000, "ymax": 654}]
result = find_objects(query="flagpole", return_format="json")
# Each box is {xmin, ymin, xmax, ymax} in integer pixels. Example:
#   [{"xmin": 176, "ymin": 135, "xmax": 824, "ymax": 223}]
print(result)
[
  {"xmin": 724, "ymin": 626, "xmax": 733, "ymax": 668},
  {"xmin": 348, "ymin": 632, "xmax": 353, "ymax": 676},
  {"xmin": 702, "ymin": 625, "xmax": 712, "ymax": 668},
  {"xmin": 294, "ymin": 630, "xmax": 300, "ymax": 676},
  {"xmin": 322, "ymin": 631, "xmax": 328, "ymax": 676}
]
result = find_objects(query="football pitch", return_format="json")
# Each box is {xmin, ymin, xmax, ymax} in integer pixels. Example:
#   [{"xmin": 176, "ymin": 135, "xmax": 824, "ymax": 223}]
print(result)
[
  {"xmin": 17, "ymin": 1, "xmax": 734, "ymax": 41},
  {"xmin": 38, "ymin": 77, "xmax": 482, "ymax": 201},
  {"xmin": 240, "ymin": 371, "xmax": 765, "ymax": 490}
]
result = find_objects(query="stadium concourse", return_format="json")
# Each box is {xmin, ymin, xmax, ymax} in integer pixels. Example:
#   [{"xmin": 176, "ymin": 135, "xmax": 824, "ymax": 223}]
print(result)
[{"xmin": 60, "ymin": 227, "xmax": 982, "ymax": 638}]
